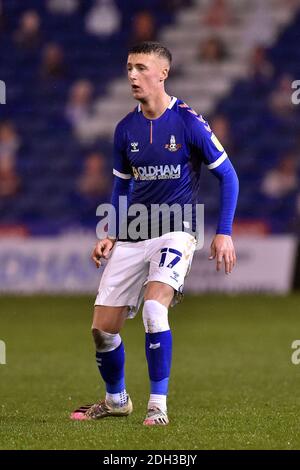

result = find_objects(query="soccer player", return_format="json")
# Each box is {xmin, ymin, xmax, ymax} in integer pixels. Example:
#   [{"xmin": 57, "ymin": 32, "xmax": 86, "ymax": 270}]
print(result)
[{"xmin": 71, "ymin": 42, "xmax": 239, "ymax": 425}]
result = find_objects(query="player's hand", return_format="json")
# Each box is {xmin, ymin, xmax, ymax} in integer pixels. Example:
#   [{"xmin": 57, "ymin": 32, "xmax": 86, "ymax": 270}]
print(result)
[
  {"xmin": 209, "ymin": 234, "xmax": 236, "ymax": 274},
  {"xmin": 91, "ymin": 238, "xmax": 116, "ymax": 268}
]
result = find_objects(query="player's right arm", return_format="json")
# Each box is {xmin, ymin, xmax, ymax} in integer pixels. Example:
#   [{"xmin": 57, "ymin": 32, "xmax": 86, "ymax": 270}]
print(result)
[
  {"xmin": 92, "ymin": 238, "xmax": 115, "ymax": 268},
  {"xmin": 92, "ymin": 121, "xmax": 132, "ymax": 268}
]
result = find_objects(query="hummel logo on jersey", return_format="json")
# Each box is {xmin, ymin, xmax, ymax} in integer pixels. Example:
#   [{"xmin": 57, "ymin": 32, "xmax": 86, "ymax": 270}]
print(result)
[
  {"xmin": 149, "ymin": 342, "xmax": 160, "ymax": 349},
  {"xmin": 165, "ymin": 135, "xmax": 182, "ymax": 152},
  {"xmin": 130, "ymin": 142, "xmax": 139, "ymax": 152}
]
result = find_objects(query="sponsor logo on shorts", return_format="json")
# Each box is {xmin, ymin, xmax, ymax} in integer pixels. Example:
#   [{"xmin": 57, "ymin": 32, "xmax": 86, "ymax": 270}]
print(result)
[{"xmin": 170, "ymin": 271, "xmax": 180, "ymax": 283}]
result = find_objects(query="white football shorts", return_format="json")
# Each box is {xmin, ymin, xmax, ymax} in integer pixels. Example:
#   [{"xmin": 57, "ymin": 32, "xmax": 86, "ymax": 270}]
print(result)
[{"xmin": 95, "ymin": 231, "xmax": 197, "ymax": 318}]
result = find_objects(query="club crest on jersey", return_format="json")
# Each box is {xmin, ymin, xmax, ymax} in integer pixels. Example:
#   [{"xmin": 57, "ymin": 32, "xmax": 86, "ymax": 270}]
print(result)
[
  {"xmin": 130, "ymin": 142, "xmax": 139, "ymax": 152},
  {"xmin": 165, "ymin": 135, "xmax": 181, "ymax": 152}
]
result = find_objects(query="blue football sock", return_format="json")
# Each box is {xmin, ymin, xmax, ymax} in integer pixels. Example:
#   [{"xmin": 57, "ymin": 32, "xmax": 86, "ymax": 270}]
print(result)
[
  {"xmin": 96, "ymin": 342, "xmax": 125, "ymax": 394},
  {"xmin": 145, "ymin": 330, "xmax": 172, "ymax": 395}
]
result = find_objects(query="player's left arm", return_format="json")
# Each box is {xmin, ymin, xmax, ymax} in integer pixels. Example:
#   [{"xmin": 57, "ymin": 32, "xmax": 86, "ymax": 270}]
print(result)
[
  {"xmin": 187, "ymin": 113, "xmax": 239, "ymax": 274},
  {"xmin": 208, "ymin": 158, "xmax": 239, "ymax": 274}
]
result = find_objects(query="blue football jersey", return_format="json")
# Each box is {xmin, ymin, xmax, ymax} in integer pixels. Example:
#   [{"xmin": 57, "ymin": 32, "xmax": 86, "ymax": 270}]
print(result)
[{"xmin": 112, "ymin": 97, "xmax": 228, "ymax": 237}]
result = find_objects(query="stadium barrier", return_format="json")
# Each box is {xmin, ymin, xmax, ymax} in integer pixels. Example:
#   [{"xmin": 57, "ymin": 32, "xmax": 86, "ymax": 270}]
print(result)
[
  {"xmin": 0, "ymin": 234, "xmax": 297, "ymax": 294},
  {"xmin": 185, "ymin": 234, "xmax": 297, "ymax": 294},
  {"xmin": 292, "ymin": 241, "xmax": 300, "ymax": 291}
]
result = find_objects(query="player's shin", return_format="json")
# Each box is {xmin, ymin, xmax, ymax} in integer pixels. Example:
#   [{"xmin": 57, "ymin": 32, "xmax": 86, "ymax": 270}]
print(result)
[
  {"xmin": 92, "ymin": 329, "xmax": 128, "ymax": 407},
  {"xmin": 143, "ymin": 300, "xmax": 172, "ymax": 412}
]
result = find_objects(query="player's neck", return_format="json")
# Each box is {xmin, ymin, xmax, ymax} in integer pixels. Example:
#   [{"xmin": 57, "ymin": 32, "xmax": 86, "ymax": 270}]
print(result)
[{"xmin": 140, "ymin": 92, "xmax": 171, "ymax": 120}]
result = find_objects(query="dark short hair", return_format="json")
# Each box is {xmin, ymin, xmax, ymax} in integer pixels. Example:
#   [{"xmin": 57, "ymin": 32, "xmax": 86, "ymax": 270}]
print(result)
[{"xmin": 128, "ymin": 41, "xmax": 172, "ymax": 65}]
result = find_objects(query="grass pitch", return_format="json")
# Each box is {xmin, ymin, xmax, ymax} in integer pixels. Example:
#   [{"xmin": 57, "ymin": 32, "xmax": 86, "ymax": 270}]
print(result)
[{"xmin": 1, "ymin": 294, "xmax": 300, "ymax": 450}]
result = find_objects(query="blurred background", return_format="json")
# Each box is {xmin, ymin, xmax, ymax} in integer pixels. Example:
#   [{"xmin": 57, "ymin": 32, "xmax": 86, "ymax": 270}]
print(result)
[
  {"xmin": 1, "ymin": 0, "xmax": 300, "ymax": 451},
  {"xmin": 0, "ymin": 0, "xmax": 300, "ymax": 294}
]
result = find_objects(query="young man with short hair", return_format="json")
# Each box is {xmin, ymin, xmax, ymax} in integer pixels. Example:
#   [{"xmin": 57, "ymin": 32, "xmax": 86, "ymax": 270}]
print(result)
[{"xmin": 71, "ymin": 42, "xmax": 238, "ymax": 426}]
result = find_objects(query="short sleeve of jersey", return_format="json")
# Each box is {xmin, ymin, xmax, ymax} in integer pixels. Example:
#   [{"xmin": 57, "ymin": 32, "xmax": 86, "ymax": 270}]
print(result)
[
  {"xmin": 185, "ymin": 112, "xmax": 228, "ymax": 170},
  {"xmin": 112, "ymin": 122, "xmax": 132, "ymax": 179}
]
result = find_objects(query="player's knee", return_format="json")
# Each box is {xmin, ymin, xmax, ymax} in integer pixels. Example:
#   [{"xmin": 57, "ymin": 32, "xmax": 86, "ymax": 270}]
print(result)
[
  {"xmin": 142, "ymin": 299, "xmax": 170, "ymax": 333},
  {"xmin": 144, "ymin": 282, "xmax": 174, "ymax": 307},
  {"xmin": 91, "ymin": 328, "xmax": 121, "ymax": 352}
]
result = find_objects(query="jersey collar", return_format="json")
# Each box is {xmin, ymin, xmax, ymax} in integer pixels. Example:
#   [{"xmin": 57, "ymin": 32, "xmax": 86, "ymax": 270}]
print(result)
[{"xmin": 137, "ymin": 96, "xmax": 177, "ymax": 113}]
